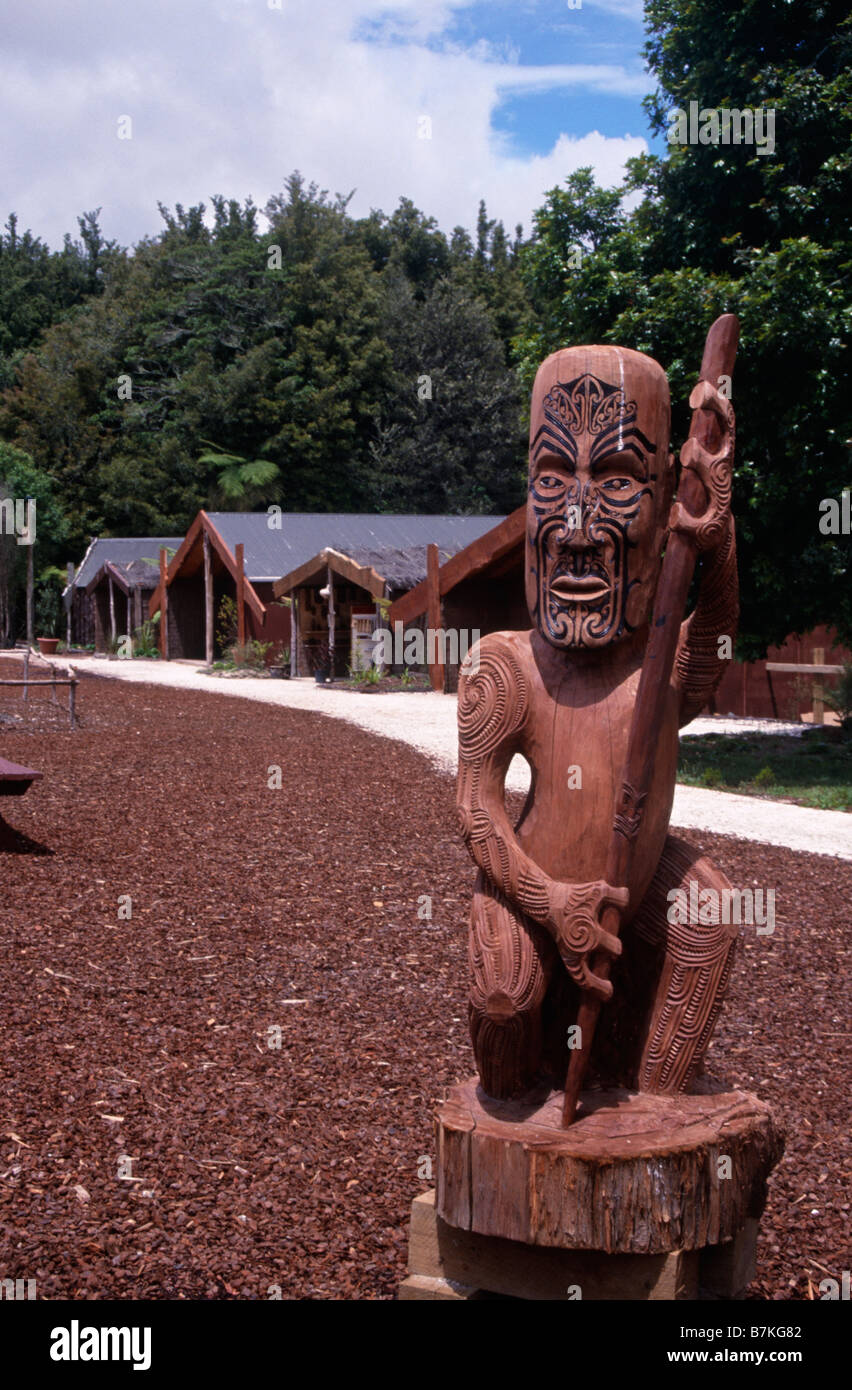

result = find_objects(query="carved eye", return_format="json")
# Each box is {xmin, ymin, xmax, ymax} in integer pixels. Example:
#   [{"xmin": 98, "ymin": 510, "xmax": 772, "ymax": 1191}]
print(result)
[
  {"xmin": 534, "ymin": 474, "xmax": 565, "ymax": 492},
  {"xmin": 602, "ymin": 477, "xmax": 632, "ymax": 492}
]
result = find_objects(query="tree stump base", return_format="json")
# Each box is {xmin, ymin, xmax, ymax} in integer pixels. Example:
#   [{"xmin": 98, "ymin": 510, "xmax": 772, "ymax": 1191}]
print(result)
[{"xmin": 401, "ymin": 1076, "xmax": 784, "ymax": 1299}]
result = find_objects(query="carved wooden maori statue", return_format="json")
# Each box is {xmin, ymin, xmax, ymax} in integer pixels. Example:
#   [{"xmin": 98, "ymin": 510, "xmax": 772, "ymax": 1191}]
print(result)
[{"xmin": 457, "ymin": 328, "xmax": 740, "ymax": 1111}]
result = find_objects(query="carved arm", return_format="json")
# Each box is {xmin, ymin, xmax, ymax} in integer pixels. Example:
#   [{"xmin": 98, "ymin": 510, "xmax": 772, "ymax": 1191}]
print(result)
[{"xmin": 457, "ymin": 639, "xmax": 623, "ymax": 999}]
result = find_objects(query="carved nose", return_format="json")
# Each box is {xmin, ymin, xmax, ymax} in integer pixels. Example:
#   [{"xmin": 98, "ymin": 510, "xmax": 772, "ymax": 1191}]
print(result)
[
  {"xmin": 548, "ymin": 505, "xmax": 594, "ymax": 555},
  {"xmin": 564, "ymin": 520, "xmax": 594, "ymax": 552}
]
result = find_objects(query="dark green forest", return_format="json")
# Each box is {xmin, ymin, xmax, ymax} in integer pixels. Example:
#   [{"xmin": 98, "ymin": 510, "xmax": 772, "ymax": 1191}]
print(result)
[{"xmin": 0, "ymin": 0, "xmax": 849, "ymax": 655}]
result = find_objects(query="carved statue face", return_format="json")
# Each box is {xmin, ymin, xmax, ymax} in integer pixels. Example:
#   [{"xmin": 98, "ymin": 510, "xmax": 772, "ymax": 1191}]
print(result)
[{"xmin": 525, "ymin": 346, "xmax": 673, "ymax": 650}]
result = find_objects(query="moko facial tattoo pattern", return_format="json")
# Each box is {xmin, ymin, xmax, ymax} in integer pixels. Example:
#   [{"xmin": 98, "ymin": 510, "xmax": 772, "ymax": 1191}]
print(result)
[{"xmin": 528, "ymin": 372, "xmax": 658, "ymax": 649}]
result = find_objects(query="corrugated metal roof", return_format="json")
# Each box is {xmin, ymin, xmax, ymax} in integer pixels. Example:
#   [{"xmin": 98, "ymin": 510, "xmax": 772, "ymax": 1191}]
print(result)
[
  {"xmin": 207, "ymin": 513, "xmax": 505, "ymax": 582},
  {"xmin": 72, "ymin": 537, "xmax": 183, "ymax": 590}
]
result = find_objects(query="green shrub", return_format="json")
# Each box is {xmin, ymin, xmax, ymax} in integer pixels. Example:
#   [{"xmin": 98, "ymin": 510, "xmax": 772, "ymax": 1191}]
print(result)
[
  {"xmin": 131, "ymin": 614, "xmax": 160, "ymax": 658},
  {"xmin": 230, "ymin": 639, "xmax": 271, "ymax": 671},
  {"xmin": 754, "ymin": 765, "xmax": 775, "ymax": 788},
  {"xmin": 216, "ymin": 595, "xmax": 238, "ymax": 652}
]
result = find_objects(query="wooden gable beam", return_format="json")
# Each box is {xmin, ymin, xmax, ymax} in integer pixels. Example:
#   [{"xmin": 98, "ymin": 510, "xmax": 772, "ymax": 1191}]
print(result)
[
  {"xmin": 148, "ymin": 510, "xmax": 266, "ymax": 625},
  {"xmin": 388, "ymin": 506, "xmax": 526, "ymax": 626},
  {"xmin": 273, "ymin": 548, "xmax": 387, "ymax": 601}
]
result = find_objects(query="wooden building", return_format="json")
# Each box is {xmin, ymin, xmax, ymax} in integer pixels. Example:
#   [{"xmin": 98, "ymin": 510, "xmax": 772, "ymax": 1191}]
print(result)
[
  {"xmin": 390, "ymin": 507, "xmax": 526, "ymax": 691},
  {"xmin": 85, "ymin": 558, "xmax": 161, "ymax": 652},
  {"xmin": 273, "ymin": 545, "xmax": 441, "ymax": 678},
  {"xmin": 64, "ymin": 536, "xmax": 182, "ymax": 647},
  {"xmin": 150, "ymin": 510, "xmax": 503, "ymax": 666},
  {"xmin": 147, "ymin": 511, "xmax": 288, "ymax": 663}
]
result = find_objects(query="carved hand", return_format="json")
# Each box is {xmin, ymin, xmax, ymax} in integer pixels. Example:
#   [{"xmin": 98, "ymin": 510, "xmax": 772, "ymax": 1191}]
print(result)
[
  {"xmin": 669, "ymin": 379, "xmax": 735, "ymax": 553},
  {"xmin": 552, "ymin": 881, "xmax": 629, "ymax": 1002}
]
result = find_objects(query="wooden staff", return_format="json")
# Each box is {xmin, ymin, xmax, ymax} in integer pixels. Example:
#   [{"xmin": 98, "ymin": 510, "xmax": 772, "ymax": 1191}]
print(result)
[{"xmin": 563, "ymin": 314, "xmax": 740, "ymax": 1126}]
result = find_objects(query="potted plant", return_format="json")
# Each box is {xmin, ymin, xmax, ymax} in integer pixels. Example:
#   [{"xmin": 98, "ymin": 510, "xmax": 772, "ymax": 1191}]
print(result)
[
  {"xmin": 311, "ymin": 641, "xmax": 332, "ymax": 684},
  {"xmin": 35, "ymin": 567, "xmax": 64, "ymax": 657},
  {"xmin": 268, "ymin": 645, "xmax": 291, "ymax": 678}
]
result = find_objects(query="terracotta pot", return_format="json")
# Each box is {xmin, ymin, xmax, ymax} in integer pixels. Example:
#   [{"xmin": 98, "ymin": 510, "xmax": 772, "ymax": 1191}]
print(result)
[{"xmin": 37, "ymin": 637, "xmax": 59, "ymax": 656}]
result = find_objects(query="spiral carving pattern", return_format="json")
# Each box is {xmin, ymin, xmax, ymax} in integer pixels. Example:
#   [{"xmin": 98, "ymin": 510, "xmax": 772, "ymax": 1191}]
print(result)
[
  {"xmin": 458, "ymin": 645, "xmax": 528, "ymax": 762},
  {"xmin": 561, "ymin": 913, "xmax": 596, "ymax": 956}
]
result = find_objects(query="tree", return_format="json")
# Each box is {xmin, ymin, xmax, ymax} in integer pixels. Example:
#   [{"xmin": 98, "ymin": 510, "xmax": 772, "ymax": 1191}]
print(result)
[
  {"xmin": 0, "ymin": 211, "xmax": 114, "ymax": 389},
  {"xmin": 0, "ymin": 176, "xmax": 531, "ymax": 545},
  {"xmin": 0, "ymin": 442, "xmax": 68, "ymax": 645},
  {"xmin": 369, "ymin": 274, "xmax": 526, "ymax": 514},
  {"xmin": 197, "ymin": 443, "xmax": 281, "ymax": 510},
  {"xmin": 515, "ymin": 3, "xmax": 852, "ymax": 654}
]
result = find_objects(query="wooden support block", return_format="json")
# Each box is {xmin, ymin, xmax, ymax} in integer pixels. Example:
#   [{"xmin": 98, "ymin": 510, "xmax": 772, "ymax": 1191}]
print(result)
[
  {"xmin": 398, "ymin": 1273, "xmax": 493, "ymax": 1301},
  {"xmin": 405, "ymin": 1192, "xmax": 698, "ymax": 1301},
  {"xmin": 698, "ymin": 1219, "xmax": 759, "ymax": 1300}
]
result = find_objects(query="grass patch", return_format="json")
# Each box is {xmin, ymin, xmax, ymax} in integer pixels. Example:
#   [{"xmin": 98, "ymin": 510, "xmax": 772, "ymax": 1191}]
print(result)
[{"xmin": 677, "ymin": 730, "xmax": 852, "ymax": 812}]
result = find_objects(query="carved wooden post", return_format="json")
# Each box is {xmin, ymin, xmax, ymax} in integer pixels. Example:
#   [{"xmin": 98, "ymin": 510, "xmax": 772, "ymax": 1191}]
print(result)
[
  {"xmin": 159, "ymin": 548, "xmax": 169, "ymax": 660},
  {"xmin": 236, "ymin": 543, "xmax": 246, "ymax": 648},
  {"xmin": 203, "ymin": 530, "xmax": 214, "ymax": 668},
  {"xmin": 327, "ymin": 564, "xmax": 335, "ymax": 675},
  {"xmin": 426, "ymin": 542, "xmax": 443, "ymax": 693},
  {"xmin": 812, "ymin": 646, "xmax": 825, "ymax": 725},
  {"xmin": 108, "ymin": 573, "xmax": 116, "ymax": 644},
  {"xmin": 25, "ymin": 520, "xmax": 33, "ymax": 648},
  {"xmin": 66, "ymin": 562, "xmax": 74, "ymax": 647},
  {"xmin": 291, "ymin": 593, "xmax": 299, "ymax": 677}
]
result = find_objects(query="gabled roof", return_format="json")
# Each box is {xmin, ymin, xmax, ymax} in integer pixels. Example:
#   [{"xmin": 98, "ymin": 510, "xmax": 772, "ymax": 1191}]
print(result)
[
  {"xmin": 204, "ymin": 512, "xmax": 505, "ymax": 582},
  {"xmin": 389, "ymin": 506, "xmax": 525, "ymax": 624},
  {"xmin": 149, "ymin": 512, "xmax": 267, "ymax": 623},
  {"xmin": 84, "ymin": 558, "xmax": 161, "ymax": 597},
  {"xmin": 273, "ymin": 542, "xmax": 466, "ymax": 599},
  {"xmin": 274, "ymin": 549, "xmax": 388, "ymax": 601},
  {"xmin": 68, "ymin": 537, "xmax": 183, "ymax": 593}
]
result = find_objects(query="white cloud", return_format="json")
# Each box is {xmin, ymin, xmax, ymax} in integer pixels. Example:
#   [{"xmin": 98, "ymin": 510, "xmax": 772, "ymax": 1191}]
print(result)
[
  {"xmin": 584, "ymin": 0, "xmax": 646, "ymax": 19},
  {"xmin": 0, "ymin": 0, "xmax": 652, "ymax": 248}
]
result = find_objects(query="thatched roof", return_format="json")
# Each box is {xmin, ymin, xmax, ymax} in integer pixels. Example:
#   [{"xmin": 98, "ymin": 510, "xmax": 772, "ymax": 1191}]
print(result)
[
  {"xmin": 349, "ymin": 546, "xmax": 448, "ymax": 593},
  {"xmin": 84, "ymin": 557, "xmax": 162, "ymax": 597}
]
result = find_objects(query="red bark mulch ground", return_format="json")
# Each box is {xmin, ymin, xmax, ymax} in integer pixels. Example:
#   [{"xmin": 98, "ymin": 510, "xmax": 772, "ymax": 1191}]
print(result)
[{"xmin": 0, "ymin": 666, "xmax": 848, "ymax": 1299}]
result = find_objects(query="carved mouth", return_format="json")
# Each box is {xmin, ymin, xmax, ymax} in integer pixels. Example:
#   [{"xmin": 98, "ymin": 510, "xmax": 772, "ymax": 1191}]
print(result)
[{"xmin": 549, "ymin": 573, "xmax": 610, "ymax": 604}]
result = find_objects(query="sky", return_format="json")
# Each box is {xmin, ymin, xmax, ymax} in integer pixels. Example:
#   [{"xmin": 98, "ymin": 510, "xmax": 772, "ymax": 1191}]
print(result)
[{"xmin": 0, "ymin": 0, "xmax": 661, "ymax": 252}]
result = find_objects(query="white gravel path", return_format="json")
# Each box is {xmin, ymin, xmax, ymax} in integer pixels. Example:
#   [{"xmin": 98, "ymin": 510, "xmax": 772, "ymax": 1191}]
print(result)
[{"xmin": 58, "ymin": 656, "xmax": 852, "ymax": 861}]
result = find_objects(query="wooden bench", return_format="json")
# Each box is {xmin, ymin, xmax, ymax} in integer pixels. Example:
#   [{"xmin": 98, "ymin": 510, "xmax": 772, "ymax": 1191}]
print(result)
[{"xmin": 0, "ymin": 756, "xmax": 43, "ymax": 797}]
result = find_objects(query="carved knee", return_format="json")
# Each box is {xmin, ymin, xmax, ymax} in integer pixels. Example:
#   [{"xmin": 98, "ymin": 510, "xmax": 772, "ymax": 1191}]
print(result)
[
  {"xmin": 632, "ymin": 836, "xmax": 739, "ymax": 1094},
  {"xmin": 468, "ymin": 883, "xmax": 552, "ymax": 1098}
]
